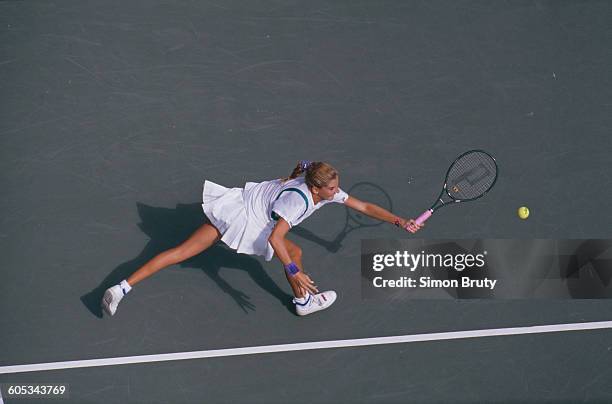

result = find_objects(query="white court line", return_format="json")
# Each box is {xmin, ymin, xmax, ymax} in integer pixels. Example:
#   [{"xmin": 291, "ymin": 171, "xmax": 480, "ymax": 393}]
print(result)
[{"xmin": 1, "ymin": 320, "xmax": 612, "ymax": 375}]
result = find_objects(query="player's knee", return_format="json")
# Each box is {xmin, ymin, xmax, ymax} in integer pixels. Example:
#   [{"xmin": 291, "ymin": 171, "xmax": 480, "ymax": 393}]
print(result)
[
  {"xmin": 290, "ymin": 245, "xmax": 303, "ymax": 261},
  {"xmin": 170, "ymin": 246, "xmax": 192, "ymax": 263},
  {"xmin": 171, "ymin": 245, "xmax": 199, "ymax": 264},
  {"xmin": 174, "ymin": 236, "xmax": 211, "ymax": 262}
]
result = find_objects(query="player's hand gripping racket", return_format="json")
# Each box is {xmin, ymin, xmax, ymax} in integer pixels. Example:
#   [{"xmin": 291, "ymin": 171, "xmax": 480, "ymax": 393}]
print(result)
[{"xmin": 410, "ymin": 150, "xmax": 498, "ymax": 230}]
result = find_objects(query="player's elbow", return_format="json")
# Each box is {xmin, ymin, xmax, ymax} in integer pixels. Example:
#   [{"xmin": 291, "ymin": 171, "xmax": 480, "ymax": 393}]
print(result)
[
  {"xmin": 269, "ymin": 218, "xmax": 290, "ymax": 250},
  {"xmin": 362, "ymin": 202, "xmax": 374, "ymax": 215},
  {"xmin": 268, "ymin": 233, "xmax": 283, "ymax": 249}
]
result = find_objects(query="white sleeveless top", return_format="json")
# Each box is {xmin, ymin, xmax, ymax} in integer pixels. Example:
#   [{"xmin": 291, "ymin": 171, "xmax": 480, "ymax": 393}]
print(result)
[{"xmin": 202, "ymin": 177, "xmax": 348, "ymax": 261}]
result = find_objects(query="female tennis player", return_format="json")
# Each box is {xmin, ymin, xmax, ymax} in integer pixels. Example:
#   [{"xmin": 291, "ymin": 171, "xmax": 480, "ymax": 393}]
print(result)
[{"xmin": 102, "ymin": 161, "xmax": 422, "ymax": 317}]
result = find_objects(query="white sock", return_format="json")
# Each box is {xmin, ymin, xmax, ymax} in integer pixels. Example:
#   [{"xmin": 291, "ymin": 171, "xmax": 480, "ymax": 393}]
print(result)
[
  {"xmin": 294, "ymin": 293, "xmax": 310, "ymax": 304},
  {"xmin": 120, "ymin": 280, "xmax": 132, "ymax": 295}
]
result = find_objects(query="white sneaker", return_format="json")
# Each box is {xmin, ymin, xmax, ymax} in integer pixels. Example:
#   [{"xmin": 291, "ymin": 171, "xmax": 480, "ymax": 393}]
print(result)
[
  {"xmin": 293, "ymin": 291, "xmax": 337, "ymax": 316},
  {"xmin": 101, "ymin": 285, "xmax": 125, "ymax": 316}
]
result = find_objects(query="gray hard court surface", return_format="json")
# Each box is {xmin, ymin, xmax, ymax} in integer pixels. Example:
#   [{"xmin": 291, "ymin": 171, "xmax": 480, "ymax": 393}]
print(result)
[{"xmin": 1, "ymin": 1, "xmax": 612, "ymax": 403}]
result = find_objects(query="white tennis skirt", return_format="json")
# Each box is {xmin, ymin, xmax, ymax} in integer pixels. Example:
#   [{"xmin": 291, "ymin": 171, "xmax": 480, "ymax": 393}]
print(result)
[{"xmin": 201, "ymin": 180, "xmax": 275, "ymax": 261}]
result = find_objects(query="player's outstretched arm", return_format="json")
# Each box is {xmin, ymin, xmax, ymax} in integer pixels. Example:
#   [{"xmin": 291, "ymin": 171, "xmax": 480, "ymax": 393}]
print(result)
[{"xmin": 344, "ymin": 195, "xmax": 422, "ymax": 233}]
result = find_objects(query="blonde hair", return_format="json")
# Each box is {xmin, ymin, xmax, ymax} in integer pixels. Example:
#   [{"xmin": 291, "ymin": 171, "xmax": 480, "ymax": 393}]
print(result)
[{"xmin": 284, "ymin": 161, "xmax": 338, "ymax": 188}]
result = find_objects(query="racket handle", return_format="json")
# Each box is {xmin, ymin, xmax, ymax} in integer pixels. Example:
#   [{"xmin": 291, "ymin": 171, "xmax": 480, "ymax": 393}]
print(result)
[{"xmin": 415, "ymin": 209, "xmax": 433, "ymax": 226}]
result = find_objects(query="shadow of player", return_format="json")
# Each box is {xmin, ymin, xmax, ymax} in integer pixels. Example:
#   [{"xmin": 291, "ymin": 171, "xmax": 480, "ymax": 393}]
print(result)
[{"xmin": 80, "ymin": 202, "xmax": 293, "ymax": 318}]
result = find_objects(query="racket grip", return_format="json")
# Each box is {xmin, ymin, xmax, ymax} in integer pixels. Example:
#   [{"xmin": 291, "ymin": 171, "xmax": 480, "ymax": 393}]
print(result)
[{"xmin": 415, "ymin": 209, "xmax": 433, "ymax": 226}]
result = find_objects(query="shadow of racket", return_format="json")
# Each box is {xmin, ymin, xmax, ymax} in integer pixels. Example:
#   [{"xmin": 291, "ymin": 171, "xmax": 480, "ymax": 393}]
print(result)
[{"xmin": 326, "ymin": 182, "xmax": 393, "ymax": 252}]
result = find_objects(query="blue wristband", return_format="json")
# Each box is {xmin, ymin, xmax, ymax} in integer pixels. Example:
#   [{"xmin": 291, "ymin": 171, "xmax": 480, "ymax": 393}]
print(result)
[{"xmin": 284, "ymin": 262, "xmax": 300, "ymax": 277}]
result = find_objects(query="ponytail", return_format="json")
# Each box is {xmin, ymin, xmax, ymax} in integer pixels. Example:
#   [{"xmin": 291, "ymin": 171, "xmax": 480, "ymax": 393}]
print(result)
[{"xmin": 284, "ymin": 160, "xmax": 313, "ymax": 181}]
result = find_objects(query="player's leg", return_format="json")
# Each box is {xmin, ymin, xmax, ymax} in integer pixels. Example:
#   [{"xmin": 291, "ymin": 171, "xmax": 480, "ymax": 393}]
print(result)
[
  {"xmin": 102, "ymin": 223, "xmax": 221, "ymax": 316},
  {"xmin": 280, "ymin": 238, "xmax": 337, "ymax": 316},
  {"xmin": 127, "ymin": 223, "xmax": 221, "ymax": 286}
]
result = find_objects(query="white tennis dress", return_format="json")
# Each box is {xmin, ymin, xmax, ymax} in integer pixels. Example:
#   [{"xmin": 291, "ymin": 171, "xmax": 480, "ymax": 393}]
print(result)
[{"xmin": 202, "ymin": 177, "xmax": 348, "ymax": 261}]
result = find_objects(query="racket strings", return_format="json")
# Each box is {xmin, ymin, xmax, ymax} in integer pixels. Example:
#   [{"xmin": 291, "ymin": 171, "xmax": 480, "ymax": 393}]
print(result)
[{"xmin": 446, "ymin": 151, "xmax": 497, "ymax": 200}]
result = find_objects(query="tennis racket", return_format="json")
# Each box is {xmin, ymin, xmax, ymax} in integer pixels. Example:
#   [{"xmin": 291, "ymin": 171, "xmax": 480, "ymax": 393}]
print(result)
[
  {"xmin": 327, "ymin": 182, "xmax": 392, "ymax": 252},
  {"xmin": 413, "ymin": 150, "xmax": 498, "ymax": 227}
]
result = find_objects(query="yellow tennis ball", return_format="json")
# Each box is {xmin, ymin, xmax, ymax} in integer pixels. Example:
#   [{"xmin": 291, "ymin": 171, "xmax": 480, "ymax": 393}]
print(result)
[{"xmin": 518, "ymin": 206, "xmax": 530, "ymax": 219}]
